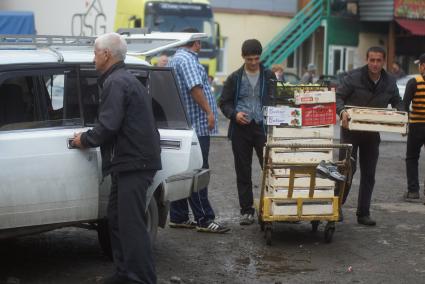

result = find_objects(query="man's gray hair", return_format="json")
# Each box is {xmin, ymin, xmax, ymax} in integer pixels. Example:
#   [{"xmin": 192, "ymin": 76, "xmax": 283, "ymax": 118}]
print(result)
[{"xmin": 95, "ymin": 32, "xmax": 127, "ymax": 61}]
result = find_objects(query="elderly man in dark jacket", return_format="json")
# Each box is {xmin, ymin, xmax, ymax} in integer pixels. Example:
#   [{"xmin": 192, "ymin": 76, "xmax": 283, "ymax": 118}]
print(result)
[
  {"xmin": 219, "ymin": 39, "xmax": 275, "ymax": 225},
  {"xmin": 337, "ymin": 46, "xmax": 402, "ymax": 226},
  {"xmin": 73, "ymin": 32, "xmax": 161, "ymax": 284}
]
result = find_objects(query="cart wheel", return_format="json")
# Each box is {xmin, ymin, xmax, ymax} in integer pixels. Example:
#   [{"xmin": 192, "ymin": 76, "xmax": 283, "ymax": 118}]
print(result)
[
  {"xmin": 324, "ymin": 222, "xmax": 335, "ymax": 243},
  {"xmin": 311, "ymin": 221, "xmax": 320, "ymax": 233},
  {"xmin": 265, "ymin": 227, "xmax": 272, "ymax": 246}
]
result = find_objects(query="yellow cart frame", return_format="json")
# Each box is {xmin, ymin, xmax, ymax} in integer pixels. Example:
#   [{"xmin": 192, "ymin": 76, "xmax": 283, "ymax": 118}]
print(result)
[{"xmin": 259, "ymin": 142, "xmax": 353, "ymax": 245}]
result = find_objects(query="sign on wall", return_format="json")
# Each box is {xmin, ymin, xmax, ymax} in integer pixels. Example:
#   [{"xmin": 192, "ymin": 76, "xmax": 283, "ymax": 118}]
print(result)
[{"xmin": 394, "ymin": 0, "xmax": 425, "ymax": 20}]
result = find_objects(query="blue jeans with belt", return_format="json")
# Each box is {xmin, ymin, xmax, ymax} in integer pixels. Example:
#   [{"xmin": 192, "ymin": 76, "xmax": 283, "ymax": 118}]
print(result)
[{"xmin": 169, "ymin": 135, "xmax": 215, "ymax": 226}]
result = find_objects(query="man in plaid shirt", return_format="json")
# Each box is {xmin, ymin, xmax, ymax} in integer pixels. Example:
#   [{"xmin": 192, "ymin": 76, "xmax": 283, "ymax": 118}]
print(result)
[{"xmin": 167, "ymin": 28, "xmax": 229, "ymax": 233}]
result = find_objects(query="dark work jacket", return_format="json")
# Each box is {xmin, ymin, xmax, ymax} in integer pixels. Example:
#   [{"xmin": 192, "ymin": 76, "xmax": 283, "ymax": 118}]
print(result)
[
  {"xmin": 81, "ymin": 62, "xmax": 162, "ymax": 176},
  {"xmin": 336, "ymin": 65, "xmax": 403, "ymax": 115},
  {"xmin": 219, "ymin": 64, "xmax": 275, "ymax": 139}
]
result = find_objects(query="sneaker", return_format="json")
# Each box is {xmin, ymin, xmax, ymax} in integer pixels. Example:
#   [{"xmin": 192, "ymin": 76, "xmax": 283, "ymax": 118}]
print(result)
[
  {"xmin": 316, "ymin": 160, "xmax": 346, "ymax": 182},
  {"xmin": 357, "ymin": 215, "xmax": 376, "ymax": 226},
  {"xmin": 196, "ymin": 221, "xmax": 230, "ymax": 233},
  {"xmin": 404, "ymin": 191, "xmax": 419, "ymax": 201},
  {"xmin": 169, "ymin": 220, "xmax": 197, "ymax": 229},
  {"xmin": 239, "ymin": 213, "xmax": 255, "ymax": 225}
]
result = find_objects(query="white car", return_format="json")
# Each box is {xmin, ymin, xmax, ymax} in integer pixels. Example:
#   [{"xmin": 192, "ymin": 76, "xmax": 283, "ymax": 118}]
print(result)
[
  {"xmin": 0, "ymin": 33, "xmax": 209, "ymax": 257},
  {"xmin": 397, "ymin": 74, "xmax": 418, "ymax": 100}
]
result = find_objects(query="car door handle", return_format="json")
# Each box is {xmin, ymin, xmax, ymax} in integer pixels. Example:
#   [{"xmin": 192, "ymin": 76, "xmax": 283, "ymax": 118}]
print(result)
[{"xmin": 67, "ymin": 138, "xmax": 77, "ymax": 149}]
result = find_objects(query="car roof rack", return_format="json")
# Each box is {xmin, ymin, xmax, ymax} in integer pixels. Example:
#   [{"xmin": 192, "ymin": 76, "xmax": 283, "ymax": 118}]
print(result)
[
  {"xmin": 0, "ymin": 34, "xmax": 96, "ymax": 47},
  {"xmin": 117, "ymin": 28, "xmax": 150, "ymax": 36},
  {"xmin": 0, "ymin": 34, "xmax": 96, "ymax": 63}
]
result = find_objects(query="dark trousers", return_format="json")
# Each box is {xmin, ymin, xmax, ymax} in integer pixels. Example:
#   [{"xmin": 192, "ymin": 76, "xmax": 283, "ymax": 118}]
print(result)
[
  {"xmin": 406, "ymin": 124, "xmax": 425, "ymax": 193},
  {"xmin": 170, "ymin": 136, "xmax": 215, "ymax": 226},
  {"xmin": 339, "ymin": 128, "xmax": 380, "ymax": 217},
  {"xmin": 231, "ymin": 121, "xmax": 266, "ymax": 215},
  {"xmin": 109, "ymin": 170, "xmax": 157, "ymax": 284}
]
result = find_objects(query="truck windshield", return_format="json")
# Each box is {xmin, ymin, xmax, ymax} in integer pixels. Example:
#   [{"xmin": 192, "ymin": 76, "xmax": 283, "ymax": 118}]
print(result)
[{"xmin": 145, "ymin": 2, "xmax": 216, "ymax": 53}]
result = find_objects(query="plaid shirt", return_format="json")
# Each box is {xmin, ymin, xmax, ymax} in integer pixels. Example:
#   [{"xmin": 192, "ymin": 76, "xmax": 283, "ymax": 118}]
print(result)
[{"xmin": 168, "ymin": 48, "xmax": 218, "ymax": 136}]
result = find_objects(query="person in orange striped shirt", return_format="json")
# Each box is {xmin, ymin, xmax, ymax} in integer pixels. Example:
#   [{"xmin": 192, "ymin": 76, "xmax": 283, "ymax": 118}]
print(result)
[{"xmin": 403, "ymin": 53, "xmax": 425, "ymax": 201}]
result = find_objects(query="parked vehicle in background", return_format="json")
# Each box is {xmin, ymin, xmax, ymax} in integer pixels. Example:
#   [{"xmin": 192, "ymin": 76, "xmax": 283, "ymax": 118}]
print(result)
[
  {"xmin": 316, "ymin": 75, "xmax": 340, "ymax": 89},
  {"xmin": 0, "ymin": 11, "xmax": 35, "ymax": 34},
  {"xmin": 283, "ymin": 72, "xmax": 300, "ymax": 84},
  {"xmin": 115, "ymin": 0, "xmax": 220, "ymax": 76},
  {"xmin": 397, "ymin": 74, "xmax": 418, "ymax": 100},
  {"xmin": 0, "ymin": 33, "xmax": 209, "ymax": 257}
]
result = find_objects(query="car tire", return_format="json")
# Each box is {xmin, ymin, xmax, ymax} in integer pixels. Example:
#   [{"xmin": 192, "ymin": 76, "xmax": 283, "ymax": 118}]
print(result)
[{"xmin": 97, "ymin": 197, "xmax": 159, "ymax": 260}]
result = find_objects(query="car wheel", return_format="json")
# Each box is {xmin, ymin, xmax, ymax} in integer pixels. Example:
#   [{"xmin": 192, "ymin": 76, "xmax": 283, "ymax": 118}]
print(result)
[{"xmin": 97, "ymin": 197, "xmax": 159, "ymax": 260}]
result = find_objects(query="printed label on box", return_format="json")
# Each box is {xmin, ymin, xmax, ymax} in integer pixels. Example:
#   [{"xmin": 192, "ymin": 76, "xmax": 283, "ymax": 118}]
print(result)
[
  {"xmin": 295, "ymin": 91, "xmax": 336, "ymax": 105},
  {"xmin": 265, "ymin": 106, "xmax": 302, "ymax": 126}
]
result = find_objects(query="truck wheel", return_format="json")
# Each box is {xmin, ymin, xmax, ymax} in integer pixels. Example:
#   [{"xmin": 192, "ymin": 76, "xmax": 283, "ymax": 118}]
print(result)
[{"xmin": 97, "ymin": 198, "xmax": 159, "ymax": 260}]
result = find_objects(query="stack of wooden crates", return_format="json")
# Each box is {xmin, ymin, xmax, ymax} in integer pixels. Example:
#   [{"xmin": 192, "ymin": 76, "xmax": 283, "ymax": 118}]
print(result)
[{"xmin": 259, "ymin": 83, "xmax": 347, "ymax": 244}]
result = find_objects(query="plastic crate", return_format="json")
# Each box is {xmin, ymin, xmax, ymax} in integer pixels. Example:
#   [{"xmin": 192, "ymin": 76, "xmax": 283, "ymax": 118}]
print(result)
[{"xmin": 301, "ymin": 103, "xmax": 336, "ymax": 126}]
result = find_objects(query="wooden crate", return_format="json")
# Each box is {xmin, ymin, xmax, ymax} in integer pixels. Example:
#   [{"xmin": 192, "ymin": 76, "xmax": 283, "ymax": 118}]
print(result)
[
  {"xmin": 268, "ymin": 188, "xmax": 334, "ymax": 198},
  {"xmin": 267, "ymin": 176, "xmax": 335, "ymax": 189},
  {"xmin": 346, "ymin": 106, "xmax": 408, "ymax": 134},
  {"xmin": 270, "ymin": 149, "xmax": 333, "ymax": 164},
  {"xmin": 271, "ymin": 125, "xmax": 334, "ymax": 139},
  {"xmin": 271, "ymin": 201, "xmax": 333, "ymax": 215}
]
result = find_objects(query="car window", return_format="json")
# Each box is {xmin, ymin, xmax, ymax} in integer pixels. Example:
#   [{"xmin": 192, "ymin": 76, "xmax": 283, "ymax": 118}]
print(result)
[
  {"xmin": 0, "ymin": 70, "xmax": 82, "ymax": 131},
  {"xmin": 135, "ymin": 68, "xmax": 190, "ymax": 130},
  {"xmin": 397, "ymin": 75, "xmax": 416, "ymax": 86},
  {"xmin": 284, "ymin": 72, "xmax": 300, "ymax": 84}
]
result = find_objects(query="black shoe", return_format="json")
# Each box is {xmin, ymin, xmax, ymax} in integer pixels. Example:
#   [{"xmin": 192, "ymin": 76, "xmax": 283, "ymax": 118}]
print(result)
[
  {"xmin": 404, "ymin": 191, "xmax": 419, "ymax": 201},
  {"xmin": 102, "ymin": 274, "xmax": 130, "ymax": 284},
  {"xmin": 316, "ymin": 160, "xmax": 346, "ymax": 182},
  {"xmin": 240, "ymin": 213, "xmax": 255, "ymax": 225},
  {"xmin": 357, "ymin": 216, "xmax": 376, "ymax": 226},
  {"xmin": 169, "ymin": 219, "xmax": 197, "ymax": 229}
]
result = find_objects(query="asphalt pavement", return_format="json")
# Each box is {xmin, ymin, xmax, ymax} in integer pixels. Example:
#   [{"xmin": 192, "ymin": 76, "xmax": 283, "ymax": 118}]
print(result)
[{"xmin": 1, "ymin": 118, "xmax": 424, "ymax": 284}]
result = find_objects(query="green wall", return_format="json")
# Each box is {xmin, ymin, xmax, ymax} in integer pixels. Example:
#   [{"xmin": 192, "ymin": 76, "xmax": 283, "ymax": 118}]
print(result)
[{"xmin": 327, "ymin": 16, "xmax": 359, "ymax": 46}]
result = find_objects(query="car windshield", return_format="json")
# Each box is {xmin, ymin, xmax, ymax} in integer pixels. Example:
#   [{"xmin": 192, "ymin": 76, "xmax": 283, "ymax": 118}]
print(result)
[
  {"xmin": 397, "ymin": 75, "xmax": 417, "ymax": 86},
  {"xmin": 145, "ymin": 2, "xmax": 215, "ymax": 51}
]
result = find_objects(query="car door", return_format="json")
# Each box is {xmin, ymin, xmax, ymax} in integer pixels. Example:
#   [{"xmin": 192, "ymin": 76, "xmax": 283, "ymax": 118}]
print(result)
[
  {"xmin": 0, "ymin": 67, "xmax": 100, "ymax": 230},
  {"xmin": 126, "ymin": 66, "xmax": 203, "ymax": 201}
]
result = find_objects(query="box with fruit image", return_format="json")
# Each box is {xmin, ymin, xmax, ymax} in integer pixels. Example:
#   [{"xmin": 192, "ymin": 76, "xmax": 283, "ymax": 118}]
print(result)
[
  {"xmin": 264, "ymin": 106, "xmax": 302, "ymax": 126},
  {"xmin": 301, "ymin": 103, "xmax": 336, "ymax": 126}
]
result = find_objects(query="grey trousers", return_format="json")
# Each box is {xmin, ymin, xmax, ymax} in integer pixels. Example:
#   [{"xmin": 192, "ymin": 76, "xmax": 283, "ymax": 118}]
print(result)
[{"xmin": 109, "ymin": 170, "xmax": 157, "ymax": 284}]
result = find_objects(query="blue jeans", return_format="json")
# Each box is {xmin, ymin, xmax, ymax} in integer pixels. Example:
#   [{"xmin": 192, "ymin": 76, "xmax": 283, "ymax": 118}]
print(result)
[{"xmin": 170, "ymin": 136, "xmax": 215, "ymax": 226}]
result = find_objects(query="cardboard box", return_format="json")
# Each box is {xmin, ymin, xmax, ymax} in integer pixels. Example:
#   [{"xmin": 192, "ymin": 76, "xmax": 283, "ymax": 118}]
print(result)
[
  {"xmin": 295, "ymin": 90, "xmax": 336, "ymax": 105},
  {"xmin": 301, "ymin": 103, "xmax": 336, "ymax": 126},
  {"xmin": 264, "ymin": 106, "xmax": 302, "ymax": 126}
]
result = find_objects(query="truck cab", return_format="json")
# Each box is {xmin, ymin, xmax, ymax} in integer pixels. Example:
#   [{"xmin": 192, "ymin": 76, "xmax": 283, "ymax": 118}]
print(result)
[{"xmin": 115, "ymin": 0, "xmax": 219, "ymax": 76}]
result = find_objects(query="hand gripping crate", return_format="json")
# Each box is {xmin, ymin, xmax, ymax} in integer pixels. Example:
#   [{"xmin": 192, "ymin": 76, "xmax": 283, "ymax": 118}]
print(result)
[{"xmin": 259, "ymin": 142, "xmax": 353, "ymax": 245}]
